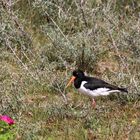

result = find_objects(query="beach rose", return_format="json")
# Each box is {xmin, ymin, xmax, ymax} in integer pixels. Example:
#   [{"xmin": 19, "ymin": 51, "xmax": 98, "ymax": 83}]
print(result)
[{"xmin": 0, "ymin": 115, "xmax": 15, "ymax": 125}]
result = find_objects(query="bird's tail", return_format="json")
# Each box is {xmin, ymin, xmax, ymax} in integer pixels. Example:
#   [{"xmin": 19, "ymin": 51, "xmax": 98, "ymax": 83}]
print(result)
[{"xmin": 118, "ymin": 87, "xmax": 128, "ymax": 93}]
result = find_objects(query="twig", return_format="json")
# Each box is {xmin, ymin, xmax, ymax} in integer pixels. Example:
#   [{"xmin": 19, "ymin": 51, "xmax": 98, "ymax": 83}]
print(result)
[
  {"xmin": 103, "ymin": 11, "xmax": 139, "ymax": 92},
  {"xmin": 79, "ymin": 0, "xmax": 88, "ymax": 27},
  {"xmin": 44, "ymin": 11, "xmax": 75, "ymax": 52},
  {"xmin": 55, "ymin": 82, "xmax": 68, "ymax": 104},
  {"xmin": 5, "ymin": 37, "xmax": 42, "ymax": 84},
  {"xmin": 108, "ymin": 31, "xmax": 139, "ymax": 91}
]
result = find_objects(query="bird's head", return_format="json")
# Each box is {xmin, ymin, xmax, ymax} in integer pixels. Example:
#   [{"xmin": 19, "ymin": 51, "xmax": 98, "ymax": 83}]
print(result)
[
  {"xmin": 72, "ymin": 69, "xmax": 85, "ymax": 78},
  {"xmin": 65, "ymin": 70, "xmax": 85, "ymax": 88}
]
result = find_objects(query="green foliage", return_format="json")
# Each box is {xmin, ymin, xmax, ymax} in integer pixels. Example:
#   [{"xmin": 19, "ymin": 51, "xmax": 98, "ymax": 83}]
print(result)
[
  {"xmin": 1, "ymin": 0, "xmax": 140, "ymax": 139},
  {"xmin": 0, "ymin": 121, "xmax": 16, "ymax": 140}
]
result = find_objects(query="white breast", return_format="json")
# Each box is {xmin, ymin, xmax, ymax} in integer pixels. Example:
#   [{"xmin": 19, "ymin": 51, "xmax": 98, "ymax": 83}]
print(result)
[{"xmin": 78, "ymin": 81, "xmax": 120, "ymax": 97}]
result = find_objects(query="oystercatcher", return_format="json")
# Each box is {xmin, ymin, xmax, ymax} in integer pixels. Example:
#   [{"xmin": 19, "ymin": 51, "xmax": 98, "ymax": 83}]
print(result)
[{"xmin": 66, "ymin": 70, "xmax": 128, "ymax": 107}]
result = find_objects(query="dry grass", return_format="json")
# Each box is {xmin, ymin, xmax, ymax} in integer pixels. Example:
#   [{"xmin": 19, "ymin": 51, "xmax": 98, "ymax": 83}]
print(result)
[{"xmin": 0, "ymin": 0, "xmax": 140, "ymax": 139}]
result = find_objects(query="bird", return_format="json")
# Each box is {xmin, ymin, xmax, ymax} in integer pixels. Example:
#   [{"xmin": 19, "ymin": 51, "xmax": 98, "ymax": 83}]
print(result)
[{"xmin": 65, "ymin": 69, "xmax": 128, "ymax": 107}]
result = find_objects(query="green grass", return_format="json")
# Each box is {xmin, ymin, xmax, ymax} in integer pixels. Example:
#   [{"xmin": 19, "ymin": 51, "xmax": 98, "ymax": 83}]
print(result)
[
  {"xmin": 1, "ymin": 0, "xmax": 140, "ymax": 139},
  {"xmin": 16, "ymin": 92, "xmax": 140, "ymax": 140}
]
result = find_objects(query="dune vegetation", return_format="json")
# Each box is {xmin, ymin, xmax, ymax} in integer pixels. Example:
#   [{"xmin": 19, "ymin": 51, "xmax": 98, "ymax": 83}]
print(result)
[{"xmin": 0, "ymin": 0, "xmax": 140, "ymax": 139}]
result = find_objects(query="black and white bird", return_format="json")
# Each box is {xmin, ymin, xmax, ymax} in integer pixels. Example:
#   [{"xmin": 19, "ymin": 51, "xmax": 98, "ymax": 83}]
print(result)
[{"xmin": 66, "ymin": 70, "xmax": 128, "ymax": 107}]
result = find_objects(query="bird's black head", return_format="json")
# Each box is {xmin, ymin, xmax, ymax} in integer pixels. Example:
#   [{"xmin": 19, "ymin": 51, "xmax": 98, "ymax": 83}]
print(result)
[
  {"xmin": 72, "ymin": 69, "xmax": 85, "ymax": 78},
  {"xmin": 65, "ymin": 69, "xmax": 85, "ymax": 89}
]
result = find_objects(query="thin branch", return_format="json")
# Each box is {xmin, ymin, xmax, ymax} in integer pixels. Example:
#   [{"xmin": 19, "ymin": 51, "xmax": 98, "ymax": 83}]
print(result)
[
  {"xmin": 44, "ymin": 11, "xmax": 75, "ymax": 51},
  {"xmin": 108, "ymin": 31, "xmax": 139, "ymax": 91},
  {"xmin": 5, "ymin": 37, "xmax": 44, "ymax": 86},
  {"xmin": 79, "ymin": 0, "xmax": 88, "ymax": 27},
  {"xmin": 103, "ymin": 12, "xmax": 139, "ymax": 92}
]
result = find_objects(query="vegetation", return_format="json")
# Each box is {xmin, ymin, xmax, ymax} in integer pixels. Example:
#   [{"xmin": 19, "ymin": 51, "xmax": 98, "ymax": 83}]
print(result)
[
  {"xmin": 0, "ymin": 0, "xmax": 140, "ymax": 139},
  {"xmin": 0, "ymin": 121, "xmax": 16, "ymax": 140}
]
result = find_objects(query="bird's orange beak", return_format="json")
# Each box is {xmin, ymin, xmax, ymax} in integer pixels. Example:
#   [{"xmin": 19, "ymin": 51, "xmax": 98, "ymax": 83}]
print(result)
[{"xmin": 65, "ymin": 76, "xmax": 76, "ymax": 89}]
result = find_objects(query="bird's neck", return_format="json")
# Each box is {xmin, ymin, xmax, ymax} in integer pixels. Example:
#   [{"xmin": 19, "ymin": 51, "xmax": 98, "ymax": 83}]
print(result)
[{"xmin": 74, "ymin": 77, "xmax": 85, "ymax": 89}]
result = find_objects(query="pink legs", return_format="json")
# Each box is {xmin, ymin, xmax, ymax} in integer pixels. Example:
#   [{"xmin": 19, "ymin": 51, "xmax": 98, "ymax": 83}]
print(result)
[{"xmin": 91, "ymin": 98, "xmax": 96, "ymax": 108}]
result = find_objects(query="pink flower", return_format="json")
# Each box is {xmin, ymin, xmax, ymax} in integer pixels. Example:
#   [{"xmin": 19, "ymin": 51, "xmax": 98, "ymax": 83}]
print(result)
[{"xmin": 0, "ymin": 115, "xmax": 15, "ymax": 125}]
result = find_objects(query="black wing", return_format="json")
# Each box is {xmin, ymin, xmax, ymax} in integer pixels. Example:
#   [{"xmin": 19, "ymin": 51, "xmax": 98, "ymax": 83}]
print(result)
[{"xmin": 84, "ymin": 76, "xmax": 128, "ymax": 92}]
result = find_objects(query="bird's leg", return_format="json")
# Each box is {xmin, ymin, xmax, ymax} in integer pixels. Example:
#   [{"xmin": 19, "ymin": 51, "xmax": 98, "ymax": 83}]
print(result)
[{"xmin": 91, "ymin": 98, "xmax": 96, "ymax": 108}]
